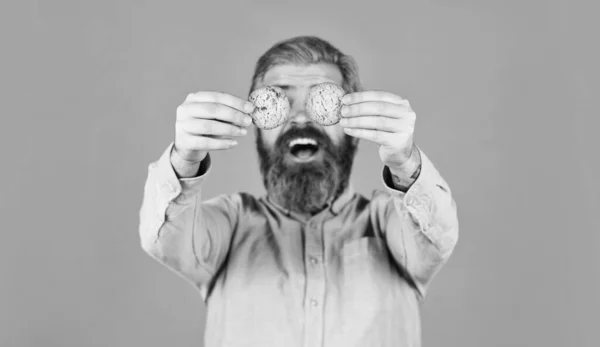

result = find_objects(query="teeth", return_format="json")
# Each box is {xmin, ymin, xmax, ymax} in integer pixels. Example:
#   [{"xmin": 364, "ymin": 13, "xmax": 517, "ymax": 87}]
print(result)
[{"xmin": 289, "ymin": 138, "xmax": 318, "ymax": 147}]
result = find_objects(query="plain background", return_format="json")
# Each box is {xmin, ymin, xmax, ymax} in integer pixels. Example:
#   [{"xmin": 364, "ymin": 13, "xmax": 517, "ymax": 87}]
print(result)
[{"xmin": 1, "ymin": 0, "xmax": 599, "ymax": 346}]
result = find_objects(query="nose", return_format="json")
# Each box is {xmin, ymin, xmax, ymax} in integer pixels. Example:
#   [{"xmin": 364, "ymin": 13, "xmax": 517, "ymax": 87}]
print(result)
[
  {"xmin": 287, "ymin": 91, "xmax": 313, "ymax": 126},
  {"xmin": 289, "ymin": 109, "xmax": 312, "ymax": 126}
]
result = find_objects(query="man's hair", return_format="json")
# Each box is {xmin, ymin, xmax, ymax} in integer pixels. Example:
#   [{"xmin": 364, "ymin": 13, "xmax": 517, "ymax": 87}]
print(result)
[{"xmin": 248, "ymin": 36, "xmax": 363, "ymax": 95}]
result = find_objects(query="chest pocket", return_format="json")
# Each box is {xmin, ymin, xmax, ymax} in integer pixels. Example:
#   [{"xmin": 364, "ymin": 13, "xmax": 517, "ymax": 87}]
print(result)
[{"xmin": 337, "ymin": 236, "xmax": 399, "ymax": 318}]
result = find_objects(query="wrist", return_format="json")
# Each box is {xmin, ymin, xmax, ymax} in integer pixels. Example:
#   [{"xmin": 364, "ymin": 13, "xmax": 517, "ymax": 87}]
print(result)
[
  {"xmin": 389, "ymin": 144, "xmax": 421, "ymax": 175},
  {"xmin": 388, "ymin": 145, "xmax": 422, "ymax": 191},
  {"xmin": 170, "ymin": 146, "xmax": 204, "ymax": 178}
]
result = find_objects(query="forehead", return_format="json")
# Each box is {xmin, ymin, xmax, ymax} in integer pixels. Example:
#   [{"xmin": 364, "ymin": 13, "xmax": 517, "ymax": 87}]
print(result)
[{"xmin": 260, "ymin": 63, "xmax": 344, "ymax": 87}]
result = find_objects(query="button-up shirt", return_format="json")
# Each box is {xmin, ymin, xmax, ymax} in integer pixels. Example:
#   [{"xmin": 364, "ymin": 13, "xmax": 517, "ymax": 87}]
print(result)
[{"xmin": 138, "ymin": 143, "xmax": 459, "ymax": 347}]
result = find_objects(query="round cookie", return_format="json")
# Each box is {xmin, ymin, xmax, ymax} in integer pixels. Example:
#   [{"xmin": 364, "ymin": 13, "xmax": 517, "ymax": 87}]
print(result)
[
  {"xmin": 306, "ymin": 82, "xmax": 346, "ymax": 126},
  {"xmin": 248, "ymin": 86, "xmax": 290, "ymax": 129}
]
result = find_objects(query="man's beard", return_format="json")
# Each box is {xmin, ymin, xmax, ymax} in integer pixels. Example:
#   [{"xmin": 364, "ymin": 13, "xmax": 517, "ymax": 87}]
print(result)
[{"xmin": 256, "ymin": 125, "xmax": 358, "ymax": 215}]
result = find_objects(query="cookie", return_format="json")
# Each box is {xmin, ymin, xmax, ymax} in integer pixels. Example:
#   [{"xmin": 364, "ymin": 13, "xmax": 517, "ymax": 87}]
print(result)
[
  {"xmin": 248, "ymin": 86, "xmax": 290, "ymax": 129},
  {"xmin": 306, "ymin": 82, "xmax": 346, "ymax": 126}
]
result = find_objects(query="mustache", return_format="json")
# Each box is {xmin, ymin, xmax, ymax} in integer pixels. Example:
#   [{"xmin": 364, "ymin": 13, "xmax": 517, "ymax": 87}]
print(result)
[{"xmin": 274, "ymin": 125, "xmax": 332, "ymax": 153}]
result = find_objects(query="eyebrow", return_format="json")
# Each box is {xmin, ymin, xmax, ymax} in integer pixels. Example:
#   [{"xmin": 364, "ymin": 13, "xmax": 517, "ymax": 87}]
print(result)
[
  {"xmin": 270, "ymin": 82, "xmax": 321, "ymax": 89},
  {"xmin": 267, "ymin": 75, "xmax": 334, "ymax": 87}
]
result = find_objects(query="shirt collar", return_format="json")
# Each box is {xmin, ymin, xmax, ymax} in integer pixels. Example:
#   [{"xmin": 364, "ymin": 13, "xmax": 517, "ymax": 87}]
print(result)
[
  {"xmin": 329, "ymin": 184, "xmax": 355, "ymax": 215},
  {"xmin": 263, "ymin": 184, "xmax": 356, "ymax": 221}
]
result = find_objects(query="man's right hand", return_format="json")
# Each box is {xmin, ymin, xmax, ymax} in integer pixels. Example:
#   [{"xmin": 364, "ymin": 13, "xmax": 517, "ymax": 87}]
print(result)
[{"xmin": 173, "ymin": 91, "xmax": 255, "ymax": 164}]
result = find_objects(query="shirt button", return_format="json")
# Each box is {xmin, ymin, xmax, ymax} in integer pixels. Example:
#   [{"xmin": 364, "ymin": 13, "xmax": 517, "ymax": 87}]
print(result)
[
  {"xmin": 310, "ymin": 299, "xmax": 318, "ymax": 307},
  {"xmin": 309, "ymin": 257, "xmax": 319, "ymax": 265},
  {"xmin": 308, "ymin": 221, "xmax": 317, "ymax": 228},
  {"xmin": 405, "ymin": 196, "xmax": 415, "ymax": 206}
]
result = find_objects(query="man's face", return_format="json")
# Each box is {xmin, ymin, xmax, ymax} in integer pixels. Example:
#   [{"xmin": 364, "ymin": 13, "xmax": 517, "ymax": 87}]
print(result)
[
  {"xmin": 254, "ymin": 63, "xmax": 358, "ymax": 215},
  {"xmin": 257, "ymin": 63, "xmax": 348, "ymax": 149}
]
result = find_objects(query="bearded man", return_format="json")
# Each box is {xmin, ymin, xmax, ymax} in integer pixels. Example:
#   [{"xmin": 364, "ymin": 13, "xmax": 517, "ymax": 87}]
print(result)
[{"xmin": 139, "ymin": 35, "xmax": 459, "ymax": 347}]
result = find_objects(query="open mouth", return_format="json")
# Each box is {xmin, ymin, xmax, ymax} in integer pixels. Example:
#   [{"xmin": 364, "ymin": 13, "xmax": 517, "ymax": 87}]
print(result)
[{"xmin": 288, "ymin": 137, "xmax": 320, "ymax": 161}]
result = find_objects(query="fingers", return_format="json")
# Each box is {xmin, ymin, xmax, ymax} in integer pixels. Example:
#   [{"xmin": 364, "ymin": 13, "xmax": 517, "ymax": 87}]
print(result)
[
  {"xmin": 339, "ymin": 93, "xmax": 416, "ymax": 148},
  {"xmin": 174, "ymin": 91, "xmax": 256, "ymax": 155},
  {"xmin": 343, "ymin": 128, "xmax": 398, "ymax": 146},
  {"xmin": 342, "ymin": 128, "xmax": 413, "ymax": 147},
  {"xmin": 177, "ymin": 102, "xmax": 253, "ymax": 128},
  {"xmin": 341, "ymin": 101, "xmax": 415, "ymax": 120},
  {"xmin": 177, "ymin": 119, "xmax": 248, "ymax": 138},
  {"xmin": 185, "ymin": 91, "xmax": 255, "ymax": 114},
  {"xmin": 339, "ymin": 115, "xmax": 414, "ymax": 133},
  {"xmin": 342, "ymin": 91, "xmax": 408, "ymax": 106},
  {"xmin": 177, "ymin": 134, "xmax": 239, "ymax": 151}
]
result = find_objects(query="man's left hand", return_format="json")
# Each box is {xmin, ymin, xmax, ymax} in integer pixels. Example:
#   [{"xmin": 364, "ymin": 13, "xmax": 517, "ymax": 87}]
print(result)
[{"xmin": 340, "ymin": 91, "xmax": 418, "ymax": 171}]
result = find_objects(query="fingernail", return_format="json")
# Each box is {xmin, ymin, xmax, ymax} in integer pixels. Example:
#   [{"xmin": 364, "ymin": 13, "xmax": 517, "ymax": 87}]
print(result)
[
  {"xmin": 341, "ymin": 95, "xmax": 349, "ymax": 105},
  {"xmin": 341, "ymin": 106, "xmax": 348, "ymax": 117},
  {"xmin": 240, "ymin": 128, "xmax": 247, "ymax": 135},
  {"xmin": 230, "ymin": 140, "xmax": 238, "ymax": 146},
  {"xmin": 245, "ymin": 103, "xmax": 255, "ymax": 113},
  {"xmin": 245, "ymin": 116, "xmax": 253, "ymax": 125}
]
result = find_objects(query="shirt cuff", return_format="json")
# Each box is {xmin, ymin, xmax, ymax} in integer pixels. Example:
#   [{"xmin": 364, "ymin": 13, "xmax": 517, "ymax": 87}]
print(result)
[
  {"xmin": 381, "ymin": 147, "xmax": 446, "ymax": 233},
  {"xmin": 151, "ymin": 142, "xmax": 212, "ymax": 204}
]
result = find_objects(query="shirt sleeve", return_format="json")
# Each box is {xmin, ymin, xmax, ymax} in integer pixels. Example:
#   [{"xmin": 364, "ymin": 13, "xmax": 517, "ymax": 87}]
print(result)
[
  {"xmin": 376, "ymin": 146, "xmax": 459, "ymax": 298},
  {"xmin": 138, "ymin": 143, "xmax": 240, "ymax": 296}
]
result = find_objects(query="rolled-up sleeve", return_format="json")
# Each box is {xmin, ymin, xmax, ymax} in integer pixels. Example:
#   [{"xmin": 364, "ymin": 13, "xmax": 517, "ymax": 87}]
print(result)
[
  {"xmin": 138, "ymin": 143, "xmax": 240, "ymax": 294},
  {"xmin": 377, "ymin": 147, "xmax": 459, "ymax": 298}
]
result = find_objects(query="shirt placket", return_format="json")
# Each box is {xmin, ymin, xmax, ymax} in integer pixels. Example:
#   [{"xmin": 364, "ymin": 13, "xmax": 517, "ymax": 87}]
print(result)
[{"xmin": 303, "ymin": 218, "xmax": 326, "ymax": 347}]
